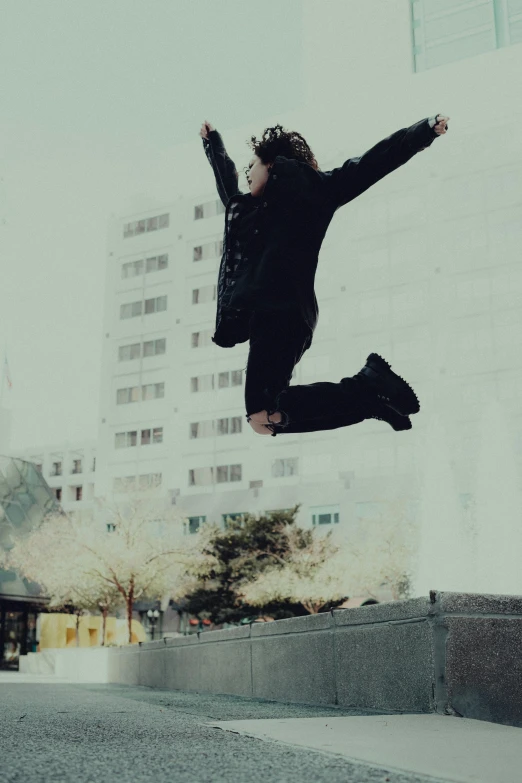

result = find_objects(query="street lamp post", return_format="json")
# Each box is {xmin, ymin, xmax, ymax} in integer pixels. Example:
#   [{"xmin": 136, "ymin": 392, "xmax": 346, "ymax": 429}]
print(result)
[{"xmin": 147, "ymin": 609, "xmax": 160, "ymax": 641}]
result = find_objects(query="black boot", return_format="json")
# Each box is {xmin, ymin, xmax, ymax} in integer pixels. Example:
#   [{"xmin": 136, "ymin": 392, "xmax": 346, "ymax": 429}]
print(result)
[
  {"xmin": 369, "ymin": 401, "xmax": 412, "ymax": 431},
  {"xmin": 355, "ymin": 353, "xmax": 420, "ymax": 416}
]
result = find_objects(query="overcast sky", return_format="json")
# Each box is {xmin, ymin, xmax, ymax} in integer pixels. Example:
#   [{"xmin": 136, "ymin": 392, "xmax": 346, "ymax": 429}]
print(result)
[{"xmin": 0, "ymin": 0, "xmax": 303, "ymax": 450}]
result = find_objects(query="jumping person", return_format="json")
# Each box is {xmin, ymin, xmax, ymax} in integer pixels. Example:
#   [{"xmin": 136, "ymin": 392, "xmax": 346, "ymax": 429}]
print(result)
[{"xmin": 200, "ymin": 114, "xmax": 450, "ymax": 436}]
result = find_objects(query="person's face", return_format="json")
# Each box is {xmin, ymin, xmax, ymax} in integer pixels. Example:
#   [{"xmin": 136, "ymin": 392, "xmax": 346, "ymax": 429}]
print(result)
[{"xmin": 246, "ymin": 155, "xmax": 273, "ymax": 197}]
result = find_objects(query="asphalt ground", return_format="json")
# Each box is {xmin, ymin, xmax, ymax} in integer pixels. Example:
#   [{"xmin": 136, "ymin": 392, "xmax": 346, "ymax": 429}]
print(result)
[{"xmin": 1, "ymin": 676, "xmax": 455, "ymax": 783}]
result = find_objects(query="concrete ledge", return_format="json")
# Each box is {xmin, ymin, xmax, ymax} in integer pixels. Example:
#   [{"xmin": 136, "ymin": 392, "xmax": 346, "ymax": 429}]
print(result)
[
  {"xmin": 199, "ymin": 626, "xmax": 251, "ymax": 643},
  {"xmin": 431, "ymin": 591, "xmax": 522, "ymax": 616},
  {"xmin": 19, "ymin": 592, "xmax": 522, "ymax": 727},
  {"xmin": 333, "ymin": 597, "xmax": 431, "ymax": 627},
  {"xmin": 251, "ymin": 613, "xmax": 332, "ymax": 636},
  {"xmin": 164, "ymin": 635, "xmax": 199, "ymax": 647}
]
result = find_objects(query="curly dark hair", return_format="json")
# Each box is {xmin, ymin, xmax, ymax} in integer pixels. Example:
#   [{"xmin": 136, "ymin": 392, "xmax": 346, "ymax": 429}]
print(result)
[{"xmin": 247, "ymin": 124, "xmax": 319, "ymax": 171}]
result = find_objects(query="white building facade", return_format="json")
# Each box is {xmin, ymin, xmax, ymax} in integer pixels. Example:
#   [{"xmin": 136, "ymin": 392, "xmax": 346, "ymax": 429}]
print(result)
[{"xmin": 94, "ymin": 0, "xmax": 522, "ymax": 549}]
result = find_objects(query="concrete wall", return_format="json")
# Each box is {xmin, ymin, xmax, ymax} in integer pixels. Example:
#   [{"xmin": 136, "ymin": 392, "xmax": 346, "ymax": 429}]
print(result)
[
  {"xmin": 19, "ymin": 592, "xmax": 522, "ymax": 727},
  {"xmin": 102, "ymin": 592, "xmax": 522, "ymax": 728}
]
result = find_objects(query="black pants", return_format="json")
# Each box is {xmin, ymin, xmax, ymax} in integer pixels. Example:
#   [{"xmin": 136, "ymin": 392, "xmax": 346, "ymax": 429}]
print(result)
[{"xmin": 244, "ymin": 310, "xmax": 372, "ymax": 436}]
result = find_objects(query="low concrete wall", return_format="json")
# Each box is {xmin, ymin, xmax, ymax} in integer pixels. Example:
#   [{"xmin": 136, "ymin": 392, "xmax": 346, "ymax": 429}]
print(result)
[
  {"xmin": 19, "ymin": 647, "xmax": 112, "ymax": 683},
  {"xmin": 20, "ymin": 592, "xmax": 522, "ymax": 727}
]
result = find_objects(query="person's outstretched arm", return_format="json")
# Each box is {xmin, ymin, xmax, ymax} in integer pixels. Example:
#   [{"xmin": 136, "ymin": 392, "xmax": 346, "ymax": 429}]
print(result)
[
  {"xmin": 324, "ymin": 114, "xmax": 450, "ymax": 209},
  {"xmin": 200, "ymin": 120, "xmax": 243, "ymax": 207}
]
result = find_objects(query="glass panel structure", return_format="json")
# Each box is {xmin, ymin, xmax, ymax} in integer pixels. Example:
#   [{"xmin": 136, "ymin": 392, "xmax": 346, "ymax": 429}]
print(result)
[{"xmin": 0, "ymin": 456, "xmax": 62, "ymax": 669}]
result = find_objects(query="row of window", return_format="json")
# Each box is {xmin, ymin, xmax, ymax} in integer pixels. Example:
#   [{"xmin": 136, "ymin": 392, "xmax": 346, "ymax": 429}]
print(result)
[
  {"xmin": 412, "ymin": 0, "xmax": 522, "ymax": 73},
  {"xmin": 119, "ymin": 338, "xmax": 166, "ymax": 362},
  {"xmin": 123, "ymin": 213, "xmax": 169, "ymax": 238},
  {"xmin": 188, "ymin": 464, "xmax": 242, "ymax": 486},
  {"xmin": 120, "ymin": 296, "xmax": 167, "ymax": 320},
  {"xmin": 191, "ymin": 369, "xmax": 243, "ymax": 392},
  {"xmin": 187, "ymin": 458, "xmax": 299, "ymax": 486},
  {"xmin": 115, "ymin": 427, "xmax": 163, "ymax": 448},
  {"xmin": 116, "ymin": 383, "xmax": 165, "ymax": 405},
  {"xmin": 190, "ymin": 416, "xmax": 242, "ymax": 439},
  {"xmin": 122, "ymin": 254, "xmax": 169, "ymax": 279},
  {"xmin": 194, "ymin": 200, "xmax": 225, "ymax": 221},
  {"xmin": 39, "ymin": 458, "xmax": 96, "ymax": 477},
  {"xmin": 113, "ymin": 473, "xmax": 162, "ymax": 492},
  {"xmin": 184, "ymin": 506, "xmax": 341, "ymax": 535}
]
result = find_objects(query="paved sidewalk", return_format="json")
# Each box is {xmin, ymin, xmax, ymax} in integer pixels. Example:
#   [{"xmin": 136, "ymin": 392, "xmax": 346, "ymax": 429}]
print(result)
[
  {"xmin": 212, "ymin": 714, "xmax": 522, "ymax": 783},
  {"xmin": 0, "ymin": 672, "xmax": 515, "ymax": 783}
]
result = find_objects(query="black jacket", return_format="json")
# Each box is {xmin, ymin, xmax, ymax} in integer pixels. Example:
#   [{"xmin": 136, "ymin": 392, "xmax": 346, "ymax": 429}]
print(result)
[{"xmin": 203, "ymin": 117, "xmax": 439, "ymax": 348}]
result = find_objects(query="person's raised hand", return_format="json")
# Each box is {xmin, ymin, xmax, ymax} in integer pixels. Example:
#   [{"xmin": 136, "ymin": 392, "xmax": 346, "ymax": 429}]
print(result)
[
  {"xmin": 434, "ymin": 114, "xmax": 450, "ymax": 134},
  {"xmin": 199, "ymin": 120, "xmax": 215, "ymax": 140}
]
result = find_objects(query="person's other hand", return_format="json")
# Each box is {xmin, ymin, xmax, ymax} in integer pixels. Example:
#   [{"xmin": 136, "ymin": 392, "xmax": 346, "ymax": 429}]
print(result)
[
  {"xmin": 434, "ymin": 114, "xmax": 450, "ymax": 134},
  {"xmin": 199, "ymin": 120, "xmax": 215, "ymax": 140}
]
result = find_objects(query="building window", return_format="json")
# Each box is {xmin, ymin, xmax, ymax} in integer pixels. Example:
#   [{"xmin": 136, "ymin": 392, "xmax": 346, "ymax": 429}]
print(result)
[
  {"xmin": 191, "ymin": 329, "xmax": 213, "ymax": 349},
  {"xmin": 218, "ymin": 371, "xmax": 230, "ymax": 388},
  {"xmin": 122, "ymin": 259, "xmax": 144, "ymax": 278},
  {"xmin": 123, "ymin": 213, "xmax": 169, "ymax": 238},
  {"xmin": 120, "ymin": 301, "xmax": 143, "ymax": 320},
  {"xmin": 114, "ymin": 473, "xmax": 162, "ymax": 492},
  {"xmin": 54, "ymin": 488, "xmax": 62, "ymax": 501},
  {"xmin": 230, "ymin": 416, "xmax": 242, "ymax": 434},
  {"xmin": 142, "ymin": 382, "xmax": 165, "ymax": 401},
  {"xmin": 51, "ymin": 461, "xmax": 62, "ymax": 476},
  {"xmin": 410, "ymin": 0, "xmax": 518, "ymax": 73},
  {"xmin": 71, "ymin": 459, "xmax": 82, "ymax": 474},
  {"xmin": 272, "ymin": 458, "xmax": 298, "ymax": 478},
  {"xmin": 142, "ymin": 337, "xmax": 166, "ymax": 357},
  {"xmin": 217, "ymin": 417, "xmax": 242, "ymax": 435},
  {"xmin": 121, "ymin": 255, "xmax": 169, "ymax": 279},
  {"xmin": 144, "ymin": 295, "xmax": 167, "ymax": 315},
  {"xmin": 311, "ymin": 505, "xmax": 340, "ymax": 526},
  {"xmin": 193, "ymin": 200, "xmax": 225, "ymax": 221},
  {"xmin": 115, "ymin": 431, "xmax": 138, "ymax": 449},
  {"xmin": 222, "ymin": 512, "xmax": 246, "ymax": 527},
  {"xmin": 216, "ymin": 418, "xmax": 229, "ymax": 435},
  {"xmin": 217, "ymin": 369, "xmax": 243, "ymax": 388},
  {"xmin": 119, "ymin": 342, "xmax": 141, "ymax": 361},
  {"xmin": 189, "ymin": 420, "xmax": 214, "ymax": 439},
  {"xmin": 217, "ymin": 464, "xmax": 242, "ymax": 483},
  {"xmin": 192, "ymin": 239, "xmax": 223, "ymax": 261},
  {"xmin": 188, "ymin": 467, "xmax": 214, "ymax": 486},
  {"xmin": 116, "ymin": 386, "xmax": 140, "ymax": 405},
  {"xmin": 192, "ymin": 284, "xmax": 217, "ymax": 305},
  {"xmin": 114, "ymin": 427, "xmax": 163, "ymax": 449},
  {"xmin": 185, "ymin": 516, "xmax": 206, "ymax": 535},
  {"xmin": 75, "ymin": 486, "xmax": 83, "ymax": 501},
  {"xmin": 140, "ymin": 427, "xmax": 163, "ymax": 446},
  {"xmin": 35, "ymin": 463, "xmax": 42, "ymax": 473},
  {"xmin": 188, "ymin": 464, "xmax": 241, "ymax": 486},
  {"xmin": 190, "ymin": 373, "xmax": 214, "ymax": 393}
]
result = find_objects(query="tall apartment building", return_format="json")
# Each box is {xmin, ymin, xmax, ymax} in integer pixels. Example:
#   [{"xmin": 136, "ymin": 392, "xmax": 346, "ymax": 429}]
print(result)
[{"xmin": 95, "ymin": 1, "xmax": 522, "ymax": 548}]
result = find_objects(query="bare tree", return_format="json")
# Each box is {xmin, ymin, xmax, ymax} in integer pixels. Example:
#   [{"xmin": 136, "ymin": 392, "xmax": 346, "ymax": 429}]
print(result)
[
  {"xmin": 240, "ymin": 526, "xmax": 347, "ymax": 614},
  {"xmin": 7, "ymin": 495, "xmax": 188, "ymax": 644}
]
